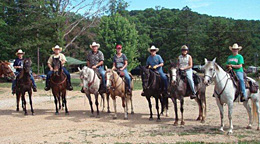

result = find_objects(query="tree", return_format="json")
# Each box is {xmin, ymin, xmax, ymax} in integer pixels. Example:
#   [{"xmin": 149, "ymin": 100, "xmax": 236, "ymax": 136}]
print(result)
[{"xmin": 97, "ymin": 13, "xmax": 139, "ymax": 71}]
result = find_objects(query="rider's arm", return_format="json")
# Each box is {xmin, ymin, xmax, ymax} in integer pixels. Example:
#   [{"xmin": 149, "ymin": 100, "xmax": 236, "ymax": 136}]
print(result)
[
  {"xmin": 121, "ymin": 60, "xmax": 128, "ymax": 70},
  {"xmin": 96, "ymin": 61, "xmax": 104, "ymax": 67},
  {"xmin": 112, "ymin": 62, "xmax": 116, "ymax": 70},
  {"xmin": 183, "ymin": 55, "xmax": 193, "ymax": 70},
  {"xmin": 231, "ymin": 64, "xmax": 242, "ymax": 69}
]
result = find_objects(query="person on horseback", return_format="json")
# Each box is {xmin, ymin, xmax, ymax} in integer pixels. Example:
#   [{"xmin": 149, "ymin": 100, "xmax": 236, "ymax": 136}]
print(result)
[
  {"xmin": 44, "ymin": 45, "xmax": 73, "ymax": 91},
  {"xmin": 12, "ymin": 49, "xmax": 37, "ymax": 94},
  {"xmin": 141, "ymin": 45, "xmax": 168, "ymax": 96},
  {"xmin": 86, "ymin": 42, "xmax": 106, "ymax": 87},
  {"xmin": 226, "ymin": 43, "xmax": 247, "ymax": 101},
  {"xmin": 178, "ymin": 45, "xmax": 196, "ymax": 99},
  {"xmin": 112, "ymin": 44, "xmax": 132, "ymax": 94}
]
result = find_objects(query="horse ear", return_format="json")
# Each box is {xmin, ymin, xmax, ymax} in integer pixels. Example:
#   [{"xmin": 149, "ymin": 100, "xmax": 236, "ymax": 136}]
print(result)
[
  {"xmin": 212, "ymin": 57, "xmax": 216, "ymax": 63},
  {"xmin": 204, "ymin": 58, "xmax": 208, "ymax": 64},
  {"xmin": 105, "ymin": 66, "xmax": 108, "ymax": 70},
  {"xmin": 78, "ymin": 67, "xmax": 82, "ymax": 72}
]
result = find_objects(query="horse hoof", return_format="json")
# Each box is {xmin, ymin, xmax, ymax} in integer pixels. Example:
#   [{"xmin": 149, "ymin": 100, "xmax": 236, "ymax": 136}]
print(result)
[
  {"xmin": 16, "ymin": 108, "xmax": 19, "ymax": 112},
  {"xmin": 113, "ymin": 117, "xmax": 117, "ymax": 119},
  {"xmin": 156, "ymin": 119, "xmax": 161, "ymax": 122},
  {"xmin": 219, "ymin": 128, "xmax": 225, "ymax": 132},
  {"xmin": 196, "ymin": 117, "xmax": 201, "ymax": 121},
  {"xmin": 96, "ymin": 115, "xmax": 100, "ymax": 118},
  {"xmin": 173, "ymin": 122, "xmax": 178, "ymax": 126},
  {"xmin": 246, "ymin": 125, "xmax": 252, "ymax": 129},
  {"xmin": 227, "ymin": 131, "xmax": 233, "ymax": 135},
  {"xmin": 160, "ymin": 113, "xmax": 164, "ymax": 116},
  {"xmin": 181, "ymin": 121, "xmax": 185, "ymax": 125},
  {"xmin": 32, "ymin": 113, "xmax": 35, "ymax": 116},
  {"xmin": 55, "ymin": 112, "xmax": 59, "ymax": 115},
  {"xmin": 24, "ymin": 113, "xmax": 28, "ymax": 116},
  {"xmin": 124, "ymin": 117, "xmax": 128, "ymax": 120},
  {"xmin": 107, "ymin": 110, "xmax": 111, "ymax": 113},
  {"xmin": 131, "ymin": 111, "xmax": 134, "ymax": 115},
  {"xmin": 149, "ymin": 117, "xmax": 153, "ymax": 121}
]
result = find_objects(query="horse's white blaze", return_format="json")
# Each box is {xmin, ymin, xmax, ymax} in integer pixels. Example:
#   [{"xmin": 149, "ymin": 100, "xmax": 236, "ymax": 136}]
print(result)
[
  {"xmin": 170, "ymin": 68, "xmax": 177, "ymax": 83},
  {"xmin": 106, "ymin": 72, "xmax": 112, "ymax": 88}
]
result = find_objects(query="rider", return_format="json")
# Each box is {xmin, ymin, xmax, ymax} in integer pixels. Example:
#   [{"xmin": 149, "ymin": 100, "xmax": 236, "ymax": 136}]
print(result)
[
  {"xmin": 112, "ymin": 44, "xmax": 132, "ymax": 94},
  {"xmin": 178, "ymin": 45, "xmax": 196, "ymax": 99},
  {"xmin": 86, "ymin": 42, "xmax": 105, "ymax": 87},
  {"xmin": 142, "ymin": 45, "xmax": 168, "ymax": 96},
  {"xmin": 44, "ymin": 45, "xmax": 73, "ymax": 91},
  {"xmin": 226, "ymin": 43, "xmax": 247, "ymax": 101},
  {"xmin": 12, "ymin": 49, "xmax": 37, "ymax": 94}
]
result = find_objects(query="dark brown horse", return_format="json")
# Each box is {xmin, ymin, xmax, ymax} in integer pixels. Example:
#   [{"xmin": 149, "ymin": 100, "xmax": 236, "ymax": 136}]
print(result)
[
  {"xmin": 16, "ymin": 58, "xmax": 34, "ymax": 115},
  {"xmin": 50, "ymin": 57, "xmax": 69, "ymax": 115},
  {"xmin": 0, "ymin": 61, "xmax": 15, "ymax": 80},
  {"xmin": 169, "ymin": 62, "xmax": 207, "ymax": 125}
]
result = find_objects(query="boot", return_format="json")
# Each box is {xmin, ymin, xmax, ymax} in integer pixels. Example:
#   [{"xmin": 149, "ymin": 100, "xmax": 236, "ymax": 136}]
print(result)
[
  {"xmin": 12, "ymin": 88, "xmax": 16, "ymax": 95},
  {"xmin": 81, "ymin": 87, "xmax": 85, "ymax": 93},
  {"xmin": 44, "ymin": 80, "xmax": 50, "ymax": 91},
  {"xmin": 67, "ymin": 80, "xmax": 73, "ymax": 91},
  {"xmin": 190, "ymin": 92, "xmax": 196, "ymax": 99},
  {"xmin": 240, "ymin": 94, "xmax": 248, "ymax": 102},
  {"xmin": 33, "ymin": 86, "xmax": 37, "ymax": 92},
  {"xmin": 127, "ymin": 88, "xmax": 132, "ymax": 95}
]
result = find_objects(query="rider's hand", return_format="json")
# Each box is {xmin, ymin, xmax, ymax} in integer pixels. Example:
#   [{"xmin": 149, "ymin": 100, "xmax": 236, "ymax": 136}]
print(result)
[
  {"xmin": 153, "ymin": 65, "xmax": 158, "ymax": 69},
  {"xmin": 227, "ymin": 65, "xmax": 232, "ymax": 70},
  {"xmin": 92, "ymin": 65, "xmax": 97, "ymax": 69},
  {"xmin": 120, "ymin": 67, "xmax": 124, "ymax": 71},
  {"xmin": 148, "ymin": 65, "xmax": 152, "ymax": 69},
  {"xmin": 180, "ymin": 68, "xmax": 185, "ymax": 70}
]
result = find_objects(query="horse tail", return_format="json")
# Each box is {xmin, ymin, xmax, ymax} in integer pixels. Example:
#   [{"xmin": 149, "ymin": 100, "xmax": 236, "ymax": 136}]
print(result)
[{"xmin": 252, "ymin": 99, "xmax": 258, "ymax": 122}]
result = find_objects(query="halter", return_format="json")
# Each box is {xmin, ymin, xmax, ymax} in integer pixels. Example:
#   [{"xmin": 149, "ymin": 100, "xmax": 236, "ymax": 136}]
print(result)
[{"xmin": 108, "ymin": 70, "xmax": 123, "ymax": 92}]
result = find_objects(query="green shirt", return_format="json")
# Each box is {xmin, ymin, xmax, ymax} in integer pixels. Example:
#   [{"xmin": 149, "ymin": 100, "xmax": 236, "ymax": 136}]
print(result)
[{"xmin": 226, "ymin": 54, "xmax": 244, "ymax": 72}]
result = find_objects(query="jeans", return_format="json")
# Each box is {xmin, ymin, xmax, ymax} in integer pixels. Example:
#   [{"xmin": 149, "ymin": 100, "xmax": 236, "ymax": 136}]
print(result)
[
  {"xmin": 46, "ymin": 67, "xmax": 71, "ymax": 85},
  {"xmin": 186, "ymin": 69, "xmax": 196, "ymax": 94},
  {"xmin": 123, "ymin": 68, "xmax": 131, "ymax": 88},
  {"xmin": 236, "ymin": 71, "xmax": 247, "ymax": 98},
  {"xmin": 12, "ymin": 71, "xmax": 37, "ymax": 91},
  {"xmin": 98, "ymin": 66, "xmax": 106, "ymax": 87},
  {"xmin": 158, "ymin": 68, "xmax": 168, "ymax": 91}
]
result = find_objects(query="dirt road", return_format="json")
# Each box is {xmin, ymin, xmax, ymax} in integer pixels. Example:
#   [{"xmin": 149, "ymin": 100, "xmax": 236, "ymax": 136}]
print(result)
[{"xmin": 0, "ymin": 85, "xmax": 259, "ymax": 143}]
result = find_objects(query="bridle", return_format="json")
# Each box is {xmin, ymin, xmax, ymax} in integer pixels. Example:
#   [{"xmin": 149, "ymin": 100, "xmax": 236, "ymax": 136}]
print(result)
[{"xmin": 107, "ymin": 70, "xmax": 123, "ymax": 92}]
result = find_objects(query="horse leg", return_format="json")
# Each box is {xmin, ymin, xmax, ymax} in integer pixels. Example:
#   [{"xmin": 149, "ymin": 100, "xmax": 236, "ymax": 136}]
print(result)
[
  {"xmin": 122, "ymin": 97, "xmax": 128, "ymax": 120},
  {"xmin": 155, "ymin": 97, "xmax": 161, "ymax": 122},
  {"xmin": 54, "ymin": 95, "xmax": 59, "ymax": 115},
  {"xmin": 255, "ymin": 99, "xmax": 260, "ymax": 130},
  {"xmin": 201, "ymin": 95, "xmax": 207, "ymax": 123},
  {"xmin": 130, "ymin": 95, "xmax": 134, "ymax": 114},
  {"xmin": 164, "ymin": 97, "xmax": 169, "ymax": 117},
  {"xmin": 58, "ymin": 95, "xmax": 61, "ymax": 110},
  {"xmin": 243, "ymin": 101, "xmax": 252, "ymax": 129},
  {"xmin": 195, "ymin": 97, "xmax": 202, "ymax": 121},
  {"xmin": 160, "ymin": 97, "xmax": 164, "ymax": 116},
  {"xmin": 171, "ymin": 97, "xmax": 178, "ymax": 126},
  {"xmin": 113, "ymin": 97, "xmax": 117, "ymax": 119},
  {"xmin": 146, "ymin": 96, "xmax": 153, "ymax": 121},
  {"xmin": 28, "ymin": 90, "xmax": 34, "ymax": 115},
  {"xmin": 95, "ymin": 93, "xmax": 100, "ymax": 118},
  {"xmin": 107, "ymin": 93, "xmax": 111, "ymax": 113},
  {"xmin": 63, "ymin": 91, "xmax": 69, "ymax": 115},
  {"xmin": 180, "ymin": 98, "xmax": 185, "ymax": 125},
  {"xmin": 216, "ymin": 98, "xmax": 224, "ymax": 132},
  {"xmin": 100, "ymin": 93, "xmax": 105, "ymax": 112},
  {"xmin": 16, "ymin": 93, "xmax": 20, "ymax": 111},
  {"xmin": 227, "ymin": 102, "xmax": 234, "ymax": 135},
  {"xmin": 22, "ymin": 92, "xmax": 27, "ymax": 115},
  {"xmin": 86, "ymin": 94, "xmax": 94, "ymax": 117}
]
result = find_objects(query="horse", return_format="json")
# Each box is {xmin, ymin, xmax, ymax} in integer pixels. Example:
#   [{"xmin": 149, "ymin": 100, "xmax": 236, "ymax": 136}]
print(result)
[
  {"xmin": 169, "ymin": 62, "xmax": 207, "ymax": 125},
  {"xmin": 203, "ymin": 58, "xmax": 260, "ymax": 134},
  {"xmin": 0, "ymin": 61, "xmax": 15, "ymax": 80},
  {"xmin": 78, "ymin": 66, "xmax": 110, "ymax": 117},
  {"xmin": 16, "ymin": 58, "xmax": 34, "ymax": 115},
  {"xmin": 139, "ymin": 66, "xmax": 166, "ymax": 122},
  {"xmin": 105, "ymin": 68, "xmax": 134, "ymax": 119},
  {"xmin": 50, "ymin": 57, "xmax": 69, "ymax": 115}
]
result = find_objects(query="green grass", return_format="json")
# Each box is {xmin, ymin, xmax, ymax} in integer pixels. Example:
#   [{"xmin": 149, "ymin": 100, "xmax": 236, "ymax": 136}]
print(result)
[{"xmin": 133, "ymin": 80, "xmax": 142, "ymax": 90}]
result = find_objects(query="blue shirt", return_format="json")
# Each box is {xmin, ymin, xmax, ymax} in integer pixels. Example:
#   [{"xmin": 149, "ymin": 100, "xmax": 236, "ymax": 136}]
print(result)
[
  {"xmin": 13, "ymin": 58, "xmax": 23, "ymax": 72},
  {"xmin": 113, "ymin": 53, "xmax": 127, "ymax": 69},
  {"xmin": 146, "ymin": 54, "xmax": 164, "ymax": 71}
]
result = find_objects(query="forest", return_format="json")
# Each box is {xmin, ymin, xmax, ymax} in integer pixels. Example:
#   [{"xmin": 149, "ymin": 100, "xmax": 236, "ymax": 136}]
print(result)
[{"xmin": 1, "ymin": 0, "xmax": 260, "ymax": 72}]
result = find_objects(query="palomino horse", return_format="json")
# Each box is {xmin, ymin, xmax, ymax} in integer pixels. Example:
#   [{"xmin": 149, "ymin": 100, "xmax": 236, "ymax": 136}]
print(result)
[
  {"xmin": 50, "ymin": 57, "xmax": 69, "ymax": 115},
  {"xmin": 140, "ymin": 66, "xmax": 166, "ymax": 122},
  {"xmin": 16, "ymin": 58, "xmax": 34, "ymax": 115},
  {"xmin": 78, "ymin": 66, "xmax": 109, "ymax": 117},
  {"xmin": 0, "ymin": 61, "xmax": 15, "ymax": 80},
  {"xmin": 204, "ymin": 58, "xmax": 260, "ymax": 134},
  {"xmin": 105, "ymin": 69, "xmax": 134, "ymax": 119},
  {"xmin": 169, "ymin": 63, "xmax": 207, "ymax": 125}
]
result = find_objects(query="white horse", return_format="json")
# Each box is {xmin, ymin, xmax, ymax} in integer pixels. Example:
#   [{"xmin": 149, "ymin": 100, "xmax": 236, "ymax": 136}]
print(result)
[
  {"xmin": 78, "ymin": 66, "xmax": 106, "ymax": 117},
  {"xmin": 203, "ymin": 58, "xmax": 260, "ymax": 134}
]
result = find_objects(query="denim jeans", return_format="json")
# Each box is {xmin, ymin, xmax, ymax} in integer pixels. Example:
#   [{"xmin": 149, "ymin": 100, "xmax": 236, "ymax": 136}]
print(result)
[
  {"xmin": 98, "ymin": 66, "xmax": 106, "ymax": 87},
  {"xmin": 123, "ymin": 68, "xmax": 131, "ymax": 88},
  {"xmin": 12, "ymin": 71, "xmax": 37, "ymax": 91},
  {"xmin": 236, "ymin": 71, "xmax": 247, "ymax": 98},
  {"xmin": 158, "ymin": 68, "xmax": 168, "ymax": 91},
  {"xmin": 186, "ymin": 69, "xmax": 196, "ymax": 94}
]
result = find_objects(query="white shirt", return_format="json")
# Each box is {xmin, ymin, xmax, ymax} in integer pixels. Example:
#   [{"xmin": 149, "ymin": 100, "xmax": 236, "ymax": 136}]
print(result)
[{"xmin": 178, "ymin": 54, "xmax": 191, "ymax": 69}]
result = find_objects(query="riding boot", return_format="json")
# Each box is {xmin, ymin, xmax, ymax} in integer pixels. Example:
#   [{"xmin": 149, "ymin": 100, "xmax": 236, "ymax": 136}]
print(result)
[
  {"xmin": 44, "ymin": 80, "xmax": 50, "ymax": 91},
  {"xmin": 67, "ymin": 80, "xmax": 73, "ymax": 91},
  {"xmin": 190, "ymin": 92, "xmax": 197, "ymax": 99},
  {"xmin": 12, "ymin": 87, "xmax": 16, "ymax": 95},
  {"xmin": 32, "ymin": 86, "xmax": 37, "ymax": 92},
  {"xmin": 127, "ymin": 87, "xmax": 132, "ymax": 95},
  {"xmin": 81, "ymin": 87, "xmax": 85, "ymax": 93},
  {"xmin": 240, "ymin": 93, "xmax": 248, "ymax": 102}
]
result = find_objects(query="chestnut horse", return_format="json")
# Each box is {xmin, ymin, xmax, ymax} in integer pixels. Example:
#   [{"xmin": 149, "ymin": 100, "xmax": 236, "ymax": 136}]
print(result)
[
  {"xmin": 16, "ymin": 58, "xmax": 34, "ymax": 115},
  {"xmin": 0, "ymin": 61, "xmax": 15, "ymax": 80},
  {"xmin": 50, "ymin": 57, "xmax": 69, "ymax": 115}
]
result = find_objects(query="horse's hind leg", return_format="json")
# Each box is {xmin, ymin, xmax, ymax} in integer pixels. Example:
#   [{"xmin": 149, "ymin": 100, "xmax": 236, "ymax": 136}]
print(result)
[
  {"xmin": 130, "ymin": 95, "xmax": 134, "ymax": 114},
  {"xmin": 227, "ymin": 103, "xmax": 234, "ymax": 135},
  {"xmin": 195, "ymin": 98, "xmax": 202, "ymax": 121},
  {"xmin": 28, "ymin": 90, "xmax": 34, "ymax": 115},
  {"xmin": 180, "ymin": 98, "xmax": 185, "ymax": 125},
  {"xmin": 122, "ymin": 97, "xmax": 128, "ymax": 120},
  {"xmin": 243, "ymin": 101, "xmax": 252, "ymax": 129},
  {"xmin": 107, "ymin": 93, "xmax": 111, "ymax": 113},
  {"xmin": 255, "ymin": 99, "xmax": 260, "ymax": 130},
  {"xmin": 22, "ymin": 92, "xmax": 27, "ymax": 115},
  {"xmin": 16, "ymin": 93, "xmax": 21, "ymax": 111},
  {"xmin": 113, "ymin": 97, "xmax": 117, "ymax": 119},
  {"xmin": 171, "ymin": 97, "xmax": 178, "ymax": 126},
  {"xmin": 95, "ymin": 93, "xmax": 100, "ymax": 118},
  {"xmin": 54, "ymin": 95, "xmax": 59, "ymax": 115},
  {"xmin": 58, "ymin": 96, "xmax": 61, "ymax": 110},
  {"xmin": 216, "ymin": 98, "xmax": 224, "ymax": 132},
  {"xmin": 155, "ymin": 97, "xmax": 161, "ymax": 122},
  {"xmin": 62, "ymin": 91, "xmax": 69, "ymax": 115},
  {"xmin": 86, "ymin": 94, "xmax": 94, "ymax": 117},
  {"xmin": 146, "ymin": 96, "xmax": 153, "ymax": 121}
]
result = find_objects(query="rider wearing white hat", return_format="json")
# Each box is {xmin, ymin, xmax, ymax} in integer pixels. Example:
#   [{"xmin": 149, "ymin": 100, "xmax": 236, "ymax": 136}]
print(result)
[
  {"xmin": 226, "ymin": 43, "xmax": 247, "ymax": 101},
  {"xmin": 12, "ymin": 49, "xmax": 37, "ymax": 94},
  {"xmin": 45, "ymin": 45, "xmax": 73, "ymax": 91}
]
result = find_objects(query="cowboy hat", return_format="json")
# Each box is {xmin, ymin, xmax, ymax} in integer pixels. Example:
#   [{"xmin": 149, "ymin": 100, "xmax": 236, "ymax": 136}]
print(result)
[
  {"xmin": 15, "ymin": 49, "xmax": 25, "ymax": 56},
  {"xmin": 89, "ymin": 42, "xmax": 100, "ymax": 49},
  {"xmin": 181, "ymin": 45, "xmax": 189, "ymax": 50},
  {"xmin": 147, "ymin": 45, "xmax": 159, "ymax": 52},
  {"xmin": 229, "ymin": 43, "xmax": 242, "ymax": 51},
  {"xmin": 52, "ymin": 45, "xmax": 63, "ymax": 52}
]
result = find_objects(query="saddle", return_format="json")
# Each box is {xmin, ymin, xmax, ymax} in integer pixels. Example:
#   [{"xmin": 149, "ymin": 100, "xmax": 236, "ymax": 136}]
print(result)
[
  {"xmin": 179, "ymin": 70, "xmax": 201, "ymax": 85},
  {"xmin": 115, "ymin": 70, "xmax": 133, "ymax": 92}
]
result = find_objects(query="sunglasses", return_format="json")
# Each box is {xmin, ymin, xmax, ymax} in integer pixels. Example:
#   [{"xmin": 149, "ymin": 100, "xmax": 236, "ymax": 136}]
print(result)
[
  {"xmin": 150, "ymin": 50, "xmax": 156, "ymax": 52},
  {"xmin": 232, "ymin": 49, "xmax": 238, "ymax": 51},
  {"xmin": 181, "ymin": 49, "xmax": 188, "ymax": 51}
]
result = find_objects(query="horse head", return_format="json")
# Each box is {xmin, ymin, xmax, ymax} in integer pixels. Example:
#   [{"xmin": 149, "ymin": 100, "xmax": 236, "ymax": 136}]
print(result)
[
  {"xmin": 105, "ymin": 68, "xmax": 114, "ymax": 90},
  {"xmin": 23, "ymin": 58, "xmax": 32, "ymax": 73},
  {"xmin": 0, "ymin": 61, "xmax": 15, "ymax": 80},
  {"xmin": 203, "ymin": 58, "xmax": 218, "ymax": 86},
  {"xmin": 139, "ymin": 65, "xmax": 150, "ymax": 90},
  {"xmin": 169, "ymin": 62, "xmax": 178, "ymax": 86},
  {"xmin": 52, "ymin": 57, "xmax": 62, "ymax": 76}
]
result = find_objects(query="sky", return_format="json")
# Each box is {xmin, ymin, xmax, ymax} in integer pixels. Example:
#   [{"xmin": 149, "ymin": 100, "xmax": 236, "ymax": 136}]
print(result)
[{"xmin": 126, "ymin": 0, "xmax": 260, "ymax": 20}]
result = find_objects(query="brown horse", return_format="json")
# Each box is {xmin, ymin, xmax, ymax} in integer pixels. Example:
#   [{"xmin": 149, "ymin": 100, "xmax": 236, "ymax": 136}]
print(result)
[
  {"xmin": 105, "ymin": 69, "xmax": 134, "ymax": 119},
  {"xmin": 16, "ymin": 58, "xmax": 34, "ymax": 115},
  {"xmin": 0, "ymin": 61, "xmax": 15, "ymax": 80},
  {"xmin": 50, "ymin": 57, "xmax": 69, "ymax": 115},
  {"xmin": 169, "ymin": 62, "xmax": 207, "ymax": 125}
]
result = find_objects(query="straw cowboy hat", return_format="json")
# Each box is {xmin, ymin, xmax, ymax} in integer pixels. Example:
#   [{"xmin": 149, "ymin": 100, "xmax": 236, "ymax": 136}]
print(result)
[
  {"xmin": 52, "ymin": 45, "xmax": 63, "ymax": 52},
  {"xmin": 16, "ymin": 49, "xmax": 25, "ymax": 56},
  {"xmin": 181, "ymin": 45, "xmax": 189, "ymax": 50},
  {"xmin": 229, "ymin": 43, "xmax": 242, "ymax": 51},
  {"xmin": 90, "ymin": 42, "xmax": 100, "ymax": 49},
  {"xmin": 147, "ymin": 45, "xmax": 159, "ymax": 52}
]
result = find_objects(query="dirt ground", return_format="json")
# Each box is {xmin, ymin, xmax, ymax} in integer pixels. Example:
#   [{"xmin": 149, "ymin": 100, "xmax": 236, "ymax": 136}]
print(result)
[{"xmin": 0, "ymin": 85, "xmax": 259, "ymax": 144}]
